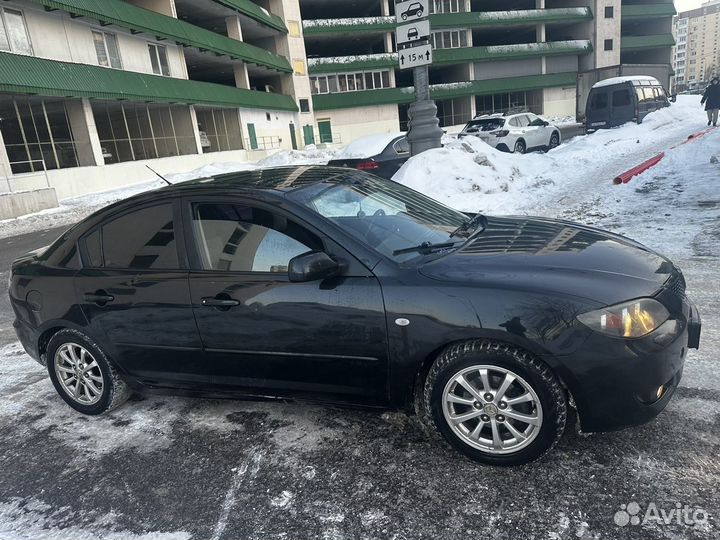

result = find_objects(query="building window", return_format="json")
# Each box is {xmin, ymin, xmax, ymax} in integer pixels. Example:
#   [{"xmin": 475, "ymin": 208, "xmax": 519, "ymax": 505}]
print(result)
[
  {"xmin": 430, "ymin": 29, "xmax": 468, "ymax": 49},
  {"xmin": 604, "ymin": 6, "xmax": 614, "ymax": 18},
  {"xmin": 195, "ymin": 107, "xmax": 243, "ymax": 153},
  {"xmin": 92, "ymin": 30, "xmax": 122, "ymax": 69},
  {"xmin": 604, "ymin": 39, "xmax": 614, "ymax": 51},
  {"xmin": 91, "ymin": 101, "xmax": 197, "ymax": 164},
  {"xmin": 0, "ymin": 7, "xmax": 33, "ymax": 55},
  {"xmin": 0, "ymin": 96, "xmax": 81, "ymax": 174},
  {"xmin": 310, "ymin": 70, "xmax": 391, "ymax": 94},
  {"xmin": 299, "ymin": 99, "xmax": 310, "ymax": 113},
  {"xmin": 148, "ymin": 43, "xmax": 170, "ymax": 76},
  {"xmin": 429, "ymin": 0, "xmax": 462, "ymax": 14}
]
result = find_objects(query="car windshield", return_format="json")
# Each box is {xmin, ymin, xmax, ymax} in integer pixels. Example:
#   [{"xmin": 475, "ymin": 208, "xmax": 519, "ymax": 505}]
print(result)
[
  {"xmin": 288, "ymin": 172, "xmax": 469, "ymax": 263},
  {"xmin": 462, "ymin": 118, "xmax": 505, "ymax": 133}
]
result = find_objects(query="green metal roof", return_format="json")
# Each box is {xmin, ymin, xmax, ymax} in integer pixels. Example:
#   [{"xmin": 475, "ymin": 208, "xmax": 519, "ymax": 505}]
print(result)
[
  {"xmin": 0, "ymin": 51, "xmax": 298, "ymax": 111},
  {"xmin": 621, "ymin": 34, "xmax": 676, "ymax": 50},
  {"xmin": 303, "ymin": 8, "xmax": 593, "ymax": 36},
  {"xmin": 622, "ymin": 4, "xmax": 676, "ymax": 18},
  {"xmin": 308, "ymin": 40, "xmax": 592, "ymax": 74},
  {"xmin": 211, "ymin": 0, "xmax": 287, "ymax": 33},
  {"xmin": 29, "ymin": 0, "xmax": 292, "ymax": 73},
  {"xmin": 313, "ymin": 72, "xmax": 578, "ymax": 110}
]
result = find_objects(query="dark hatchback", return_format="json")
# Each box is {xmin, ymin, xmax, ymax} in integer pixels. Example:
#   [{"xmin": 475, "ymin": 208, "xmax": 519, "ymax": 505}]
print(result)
[
  {"xmin": 9, "ymin": 166, "xmax": 700, "ymax": 465},
  {"xmin": 327, "ymin": 134, "xmax": 409, "ymax": 179}
]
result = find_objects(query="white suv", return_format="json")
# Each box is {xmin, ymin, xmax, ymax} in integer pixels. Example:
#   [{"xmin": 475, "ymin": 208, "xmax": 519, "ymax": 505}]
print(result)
[{"xmin": 459, "ymin": 112, "xmax": 561, "ymax": 154}]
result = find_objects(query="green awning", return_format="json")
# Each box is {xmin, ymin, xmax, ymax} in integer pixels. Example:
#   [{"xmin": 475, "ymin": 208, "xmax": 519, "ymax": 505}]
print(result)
[
  {"xmin": 0, "ymin": 52, "xmax": 298, "ymax": 111},
  {"xmin": 29, "ymin": 0, "xmax": 292, "ymax": 73},
  {"xmin": 621, "ymin": 34, "xmax": 676, "ymax": 50},
  {"xmin": 622, "ymin": 4, "xmax": 676, "ymax": 19},
  {"xmin": 212, "ymin": 0, "xmax": 288, "ymax": 33},
  {"xmin": 313, "ymin": 72, "xmax": 578, "ymax": 110}
]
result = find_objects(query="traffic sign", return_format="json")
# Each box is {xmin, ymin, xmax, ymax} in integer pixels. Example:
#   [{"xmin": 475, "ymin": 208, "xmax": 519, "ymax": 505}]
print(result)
[
  {"xmin": 396, "ymin": 20, "xmax": 430, "ymax": 46},
  {"xmin": 395, "ymin": 0, "xmax": 429, "ymax": 23},
  {"xmin": 398, "ymin": 42, "xmax": 432, "ymax": 70}
]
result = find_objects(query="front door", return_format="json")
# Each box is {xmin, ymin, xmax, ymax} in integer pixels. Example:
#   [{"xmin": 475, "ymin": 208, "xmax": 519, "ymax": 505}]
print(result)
[
  {"xmin": 184, "ymin": 200, "xmax": 389, "ymax": 404},
  {"xmin": 303, "ymin": 124, "xmax": 315, "ymax": 146},
  {"xmin": 74, "ymin": 201, "xmax": 207, "ymax": 387},
  {"xmin": 317, "ymin": 120, "xmax": 332, "ymax": 143},
  {"xmin": 247, "ymin": 123, "xmax": 258, "ymax": 150}
]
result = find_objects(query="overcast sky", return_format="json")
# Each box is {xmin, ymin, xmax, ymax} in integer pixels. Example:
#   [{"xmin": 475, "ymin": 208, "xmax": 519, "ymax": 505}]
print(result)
[{"xmin": 675, "ymin": 0, "xmax": 712, "ymax": 11}]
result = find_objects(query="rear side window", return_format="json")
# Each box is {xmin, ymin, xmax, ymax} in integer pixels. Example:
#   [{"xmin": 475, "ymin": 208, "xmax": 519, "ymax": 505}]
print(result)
[
  {"xmin": 102, "ymin": 204, "xmax": 178, "ymax": 269},
  {"xmin": 590, "ymin": 92, "xmax": 608, "ymax": 110},
  {"xmin": 516, "ymin": 116, "xmax": 530, "ymax": 127},
  {"xmin": 392, "ymin": 138, "xmax": 410, "ymax": 155},
  {"xmin": 612, "ymin": 89, "xmax": 631, "ymax": 107}
]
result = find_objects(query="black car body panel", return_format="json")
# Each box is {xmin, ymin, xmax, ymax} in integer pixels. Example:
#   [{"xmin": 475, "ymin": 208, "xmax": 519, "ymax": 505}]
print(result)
[
  {"xmin": 327, "ymin": 135, "xmax": 409, "ymax": 179},
  {"xmin": 9, "ymin": 166, "xmax": 699, "ymax": 432}
]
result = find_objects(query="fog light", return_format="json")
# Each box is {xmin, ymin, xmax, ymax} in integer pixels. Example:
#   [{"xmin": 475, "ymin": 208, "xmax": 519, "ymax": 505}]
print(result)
[{"xmin": 656, "ymin": 385, "xmax": 666, "ymax": 399}]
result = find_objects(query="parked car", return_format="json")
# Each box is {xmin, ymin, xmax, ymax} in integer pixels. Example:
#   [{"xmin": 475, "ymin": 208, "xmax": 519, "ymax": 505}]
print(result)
[
  {"xmin": 327, "ymin": 132, "xmax": 409, "ymax": 179},
  {"xmin": 400, "ymin": 2, "xmax": 424, "ymax": 20},
  {"xmin": 9, "ymin": 166, "xmax": 700, "ymax": 466},
  {"xmin": 585, "ymin": 75, "xmax": 670, "ymax": 132},
  {"xmin": 459, "ymin": 112, "xmax": 561, "ymax": 154}
]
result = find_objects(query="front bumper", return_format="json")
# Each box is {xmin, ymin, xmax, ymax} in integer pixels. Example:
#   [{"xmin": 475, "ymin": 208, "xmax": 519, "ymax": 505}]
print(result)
[{"xmin": 551, "ymin": 296, "xmax": 700, "ymax": 433}]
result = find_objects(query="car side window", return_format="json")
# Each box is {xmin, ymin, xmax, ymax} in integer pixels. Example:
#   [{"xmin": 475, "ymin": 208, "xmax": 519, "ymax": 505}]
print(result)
[
  {"xmin": 517, "ymin": 116, "xmax": 530, "ymax": 128},
  {"xmin": 102, "ymin": 204, "xmax": 178, "ymax": 269},
  {"xmin": 84, "ymin": 228, "xmax": 103, "ymax": 268},
  {"xmin": 392, "ymin": 137, "xmax": 410, "ymax": 155},
  {"xmin": 508, "ymin": 117, "xmax": 519, "ymax": 127},
  {"xmin": 190, "ymin": 203, "xmax": 322, "ymax": 273}
]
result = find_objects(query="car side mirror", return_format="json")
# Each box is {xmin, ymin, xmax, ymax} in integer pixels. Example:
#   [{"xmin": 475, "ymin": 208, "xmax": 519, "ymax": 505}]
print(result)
[{"xmin": 288, "ymin": 251, "xmax": 339, "ymax": 282}]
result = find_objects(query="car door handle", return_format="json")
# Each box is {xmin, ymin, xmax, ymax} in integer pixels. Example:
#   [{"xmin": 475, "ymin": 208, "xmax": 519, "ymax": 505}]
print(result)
[
  {"xmin": 84, "ymin": 291, "xmax": 114, "ymax": 305},
  {"xmin": 201, "ymin": 296, "xmax": 240, "ymax": 308}
]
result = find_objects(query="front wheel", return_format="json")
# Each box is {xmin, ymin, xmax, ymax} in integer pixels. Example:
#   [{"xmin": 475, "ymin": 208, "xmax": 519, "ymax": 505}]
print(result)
[
  {"xmin": 513, "ymin": 139, "xmax": 526, "ymax": 154},
  {"xmin": 46, "ymin": 329, "xmax": 132, "ymax": 415},
  {"xmin": 547, "ymin": 132, "xmax": 560, "ymax": 151},
  {"xmin": 420, "ymin": 341, "xmax": 567, "ymax": 466}
]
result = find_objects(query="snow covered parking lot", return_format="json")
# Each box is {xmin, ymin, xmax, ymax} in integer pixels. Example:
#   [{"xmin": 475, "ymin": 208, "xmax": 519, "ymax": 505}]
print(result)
[{"xmin": 0, "ymin": 96, "xmax": 719, "ymax": 539}]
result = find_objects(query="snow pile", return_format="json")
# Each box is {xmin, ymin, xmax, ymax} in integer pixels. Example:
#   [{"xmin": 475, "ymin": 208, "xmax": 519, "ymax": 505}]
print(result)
[{"xmin": 257, "ymin": 145, "xmax": 338, "ymax": 167}]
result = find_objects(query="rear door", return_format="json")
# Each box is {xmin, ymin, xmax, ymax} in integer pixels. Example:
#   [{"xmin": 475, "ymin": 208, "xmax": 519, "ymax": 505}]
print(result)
[
  {"xmin": 524, "ymin": 113, "xmax": 547, "ymax": 148},
  {"xmin": 184, "ymin": 198, "xmax": 389, "ymax": 404},
  {"xmin": 587, "ymin": 89, "xmax": 610, "ymax": 128},
  {"xmin": 74, "ymin": 200, "xmax": 207, "ymax": 387},
  {"xmin": 610, "ymin": 85, "xmax": 634, "ymax": 126}
]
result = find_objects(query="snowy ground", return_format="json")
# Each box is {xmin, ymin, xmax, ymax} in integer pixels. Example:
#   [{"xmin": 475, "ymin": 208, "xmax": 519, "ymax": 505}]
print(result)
[{"xmin": 1, "ymin": 95, "xmax": 719, "ymax": 539}]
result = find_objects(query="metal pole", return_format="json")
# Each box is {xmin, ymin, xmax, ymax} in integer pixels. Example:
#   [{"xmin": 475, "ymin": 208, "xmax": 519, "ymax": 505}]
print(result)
[{"xmin": 407, "ymin": 64, "xmax": 444, "ymax": 156}]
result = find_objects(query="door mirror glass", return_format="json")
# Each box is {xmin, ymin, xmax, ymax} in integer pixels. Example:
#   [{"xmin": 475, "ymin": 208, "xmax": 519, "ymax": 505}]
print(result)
[{"xmin": 288, "ymin": 251, "xmax": 339, "ymax": 282}]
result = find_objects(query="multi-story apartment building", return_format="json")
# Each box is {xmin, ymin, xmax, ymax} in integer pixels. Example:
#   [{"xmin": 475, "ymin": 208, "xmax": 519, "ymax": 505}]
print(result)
[
  {"xmin": 0, "ymin": 0, "xmax": 675, "ymax": 218},
  {"xmin": 673, "ymin": 0, "xmax": 720, "ymax": 91}
]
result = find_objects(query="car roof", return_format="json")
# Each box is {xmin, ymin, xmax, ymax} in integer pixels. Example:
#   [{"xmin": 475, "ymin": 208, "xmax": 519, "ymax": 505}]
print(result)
[{"xmin": 592, "ymin": 75, "xmax": 660, "ymax": 89}]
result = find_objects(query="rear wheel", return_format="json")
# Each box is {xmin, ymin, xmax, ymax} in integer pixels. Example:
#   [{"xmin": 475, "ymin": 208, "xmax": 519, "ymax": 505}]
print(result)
[
  {"xmin": 419, "ymin": 341, "xmax": 567, "ymax": 466},
  {"xmin": 513, "ymin": 139, "xmax": 526, "ymax": 154},
  {"xmin": 46, "ymin": 329, "xmax": 132, "ymax": 415}
]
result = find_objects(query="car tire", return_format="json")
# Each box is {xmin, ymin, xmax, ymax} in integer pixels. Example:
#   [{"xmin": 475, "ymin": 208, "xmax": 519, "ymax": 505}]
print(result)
[
  {"xmin": 547, "ymin": 132, "xmax": 560, "ymax": 151},
  {"xmin": 402, "ymin": 13, "xmax": 408, "ymax": 20},
  {"xmin": 420, "ymin": 340, "xmax": 567, "ymax": 466},
  {"xmin": 46, "ymin": 329, "xmax": 132, "ymax": 415},
  {"xmin": 513, "ymin": 139, "xmax": 526, "ymax": 154}
]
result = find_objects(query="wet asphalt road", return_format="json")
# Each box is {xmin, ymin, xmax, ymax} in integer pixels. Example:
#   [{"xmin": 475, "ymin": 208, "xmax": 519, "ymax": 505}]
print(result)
[{"xmin": 0, "ymin": 204, "xmax": 719, "ymax": 539}]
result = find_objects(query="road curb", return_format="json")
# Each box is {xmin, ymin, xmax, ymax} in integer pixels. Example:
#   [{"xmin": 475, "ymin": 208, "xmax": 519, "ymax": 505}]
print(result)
[{"xmin": 612, "ymin": 126, "xmax": 717, "ymax": 185}]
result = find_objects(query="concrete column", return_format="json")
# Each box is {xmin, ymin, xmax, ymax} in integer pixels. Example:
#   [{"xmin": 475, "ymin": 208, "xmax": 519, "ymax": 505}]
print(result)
[
  {"xmin": 0, "ymin": 128, "xmax": 12, "ymax": 192},
  {"xmin": 468, "ymin": 63, "xmax": 477, "ymax": 118},
  {"xmin": 66, "ymin": 99, "xmax": 102, "ymax": 167},
  {"xmin": 225, "ymin": 15, "xmax": 251, "ymax": 89},
  {"xmin": 188, "ymin": 106, "xmax": 204, "ymax": 155}
]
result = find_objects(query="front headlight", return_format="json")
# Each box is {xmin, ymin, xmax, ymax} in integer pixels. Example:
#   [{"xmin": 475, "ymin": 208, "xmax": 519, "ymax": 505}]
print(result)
[{"xmin": 577, "ymin": 298, "xmax": 670, "ymax": 338}]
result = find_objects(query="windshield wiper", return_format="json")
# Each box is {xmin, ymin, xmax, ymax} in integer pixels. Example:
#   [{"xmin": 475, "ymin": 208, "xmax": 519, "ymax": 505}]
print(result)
[
  {"xmin": 392, "ymin": 241, "xmax": 459, "ymax": 256},
  {"xmin": 449, "ymin": 212, "xmax": 487, "ymax": 239}
]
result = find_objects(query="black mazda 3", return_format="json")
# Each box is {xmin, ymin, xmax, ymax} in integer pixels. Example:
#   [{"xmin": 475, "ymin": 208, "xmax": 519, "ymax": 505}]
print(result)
[{"xmin": 9, "ymin": 166, "xmax": 701, "ymax": 465}]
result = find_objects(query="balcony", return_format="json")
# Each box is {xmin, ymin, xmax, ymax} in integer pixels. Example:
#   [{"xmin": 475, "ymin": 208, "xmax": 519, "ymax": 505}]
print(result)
[
  {"xmin": 621, "ymin": 34, "xmax": 676, "ymax": 50},
  {"xmin": 0, "ymin": 51, "xmax": 297, "ymax": 111},
  {"xmin": 308, "ymin": 40, "xmax": 592, "ymax": 74},
  {"xmin": 312, "ymin": 72, "xmax": 578, "ymax": 110},
  {"xmin": 303, "ymin": 8, "xmax": 593, "ymax": 36},
  {"xmin": 622, "ymin": 4, "xmax": 676, "ymax": 19},
  {"xmin": 31, "ymin": 0, "xmax": 292, "ymax": 73}
]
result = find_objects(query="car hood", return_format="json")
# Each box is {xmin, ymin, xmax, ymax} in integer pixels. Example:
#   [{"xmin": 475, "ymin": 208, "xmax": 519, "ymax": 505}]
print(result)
[{"xmin": 419, "ymin": 216, "xmax": 674, "ymax": 305}]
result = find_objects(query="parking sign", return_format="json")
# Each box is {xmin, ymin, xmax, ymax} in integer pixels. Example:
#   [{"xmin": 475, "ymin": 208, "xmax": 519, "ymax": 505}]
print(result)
[
  {"xmin": 396, "ymin": 20, "xmax": 430, "ymax": 47},
  {"xmin": 395, "ymin": 0, "xmax": 429, "ymax": 23}
]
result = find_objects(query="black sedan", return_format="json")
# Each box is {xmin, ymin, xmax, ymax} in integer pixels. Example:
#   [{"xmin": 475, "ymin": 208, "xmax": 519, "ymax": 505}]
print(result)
[
  {"xmin": 9, "ymin": 166, "xmax": 700, "ymax": 466},
  {"xmin": 327, "ymin": 133, "xmax": 409, "ymax": 179}
]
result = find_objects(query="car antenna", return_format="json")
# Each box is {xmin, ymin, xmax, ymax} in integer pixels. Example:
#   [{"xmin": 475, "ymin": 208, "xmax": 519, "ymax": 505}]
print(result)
[{"xmin": 146, "ymin": 165, "xmax": 172, "ymax": 186}]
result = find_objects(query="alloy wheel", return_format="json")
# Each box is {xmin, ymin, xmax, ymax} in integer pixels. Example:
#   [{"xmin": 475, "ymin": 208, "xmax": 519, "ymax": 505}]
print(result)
[
  {"xmin": 441, "ymin": 365, "xmax": 543, "ymax": 455},
  {"xmin": 54, "ymin": 343, "xmax": 104, "ymax": 405}
]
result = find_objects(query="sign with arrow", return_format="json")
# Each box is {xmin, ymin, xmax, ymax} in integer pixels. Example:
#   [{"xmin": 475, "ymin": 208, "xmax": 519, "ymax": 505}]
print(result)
[
  {"xmin": 398, "ymin": 42, "xmax": 432, "ymax": 70},
  {"xmin": 396, "ymin": 20, "xmax": 430, "ymax": 46}
]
